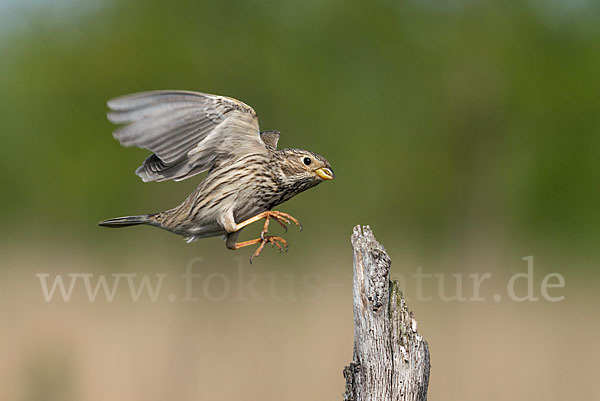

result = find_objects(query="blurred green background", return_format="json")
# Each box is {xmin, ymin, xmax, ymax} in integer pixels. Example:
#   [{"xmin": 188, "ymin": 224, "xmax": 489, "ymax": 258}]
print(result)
[
  {"xmin": 1, "ymin": 0, "xmax": 599, "ymax": 261},
  {"xmin": 1, "ymin": 1, "xmax": 599, "ymax": 401}
]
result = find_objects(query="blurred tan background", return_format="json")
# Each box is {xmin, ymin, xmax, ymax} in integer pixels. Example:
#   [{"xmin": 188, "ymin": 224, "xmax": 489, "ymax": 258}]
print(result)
[{"xmin": 1, "ymin": 0, "xmax": 599, "ymax": 400}]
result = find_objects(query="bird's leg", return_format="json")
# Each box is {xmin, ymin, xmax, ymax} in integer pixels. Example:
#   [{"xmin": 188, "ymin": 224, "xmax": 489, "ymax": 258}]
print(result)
[
  {"xmin": 234, "ymin": 211, "xmax": 302, "ymax": 233},
  {"xmin": 228, "ymin": 235, "xmax": 289, "ymax": 263},
  {"xmin": 260, "ymin": 214, "xmax": 271, "ymax": 238},
  {"xmin": 224, "ymin": 210, "xmax": 300, "ymax": 262},
  {"xmin": 228, "ymin": 238, "xmax": 262, "ymax": 250}
]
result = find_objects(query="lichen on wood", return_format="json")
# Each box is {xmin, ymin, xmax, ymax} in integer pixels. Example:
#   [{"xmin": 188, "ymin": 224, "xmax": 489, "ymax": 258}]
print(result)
[{"xmin": 344, "ymin": 225, "xmax": 430, "ymax": 401}]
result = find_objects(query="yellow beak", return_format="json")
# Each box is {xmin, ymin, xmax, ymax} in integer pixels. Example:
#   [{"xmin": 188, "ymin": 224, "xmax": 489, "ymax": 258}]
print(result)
[{"xmin": 315, "ymin": 167, "xmax": 335, "ymax": 180}]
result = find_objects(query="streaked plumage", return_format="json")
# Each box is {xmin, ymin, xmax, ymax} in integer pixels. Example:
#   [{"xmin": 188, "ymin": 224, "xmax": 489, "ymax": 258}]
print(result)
[{"xmin": 99, "ymin": 90, "xmax": 334, "ymax": 259}]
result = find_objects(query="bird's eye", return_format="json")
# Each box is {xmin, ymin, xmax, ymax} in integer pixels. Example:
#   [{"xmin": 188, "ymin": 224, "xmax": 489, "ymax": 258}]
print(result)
[{"xmin": 303, "ymin": 157, "xmax": 312, "ymax": 166}]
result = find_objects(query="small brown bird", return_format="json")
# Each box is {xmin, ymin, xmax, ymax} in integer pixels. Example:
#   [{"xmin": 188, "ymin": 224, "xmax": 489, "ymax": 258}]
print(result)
[{"xmin": 98, "ymin": 90, "xmax": 334, "ymax": 260}]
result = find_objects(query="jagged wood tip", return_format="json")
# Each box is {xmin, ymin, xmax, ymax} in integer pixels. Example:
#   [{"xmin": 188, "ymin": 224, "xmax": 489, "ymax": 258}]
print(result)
[{"xmin": 344, "ymin": 225, "xmax": 430, "ymax": 401}]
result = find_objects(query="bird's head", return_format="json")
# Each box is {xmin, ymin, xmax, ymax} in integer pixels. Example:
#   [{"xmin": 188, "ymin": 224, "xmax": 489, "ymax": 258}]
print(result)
[{"xmin": 277, "ymin": 148, "xmax": 335, "ymax": 187}]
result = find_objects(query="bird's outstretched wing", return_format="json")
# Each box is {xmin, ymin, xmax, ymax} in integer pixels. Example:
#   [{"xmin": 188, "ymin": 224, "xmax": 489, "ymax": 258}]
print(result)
[{"xmin": 107, "ymin": 90, "xmax": 266, "ymax": 182}]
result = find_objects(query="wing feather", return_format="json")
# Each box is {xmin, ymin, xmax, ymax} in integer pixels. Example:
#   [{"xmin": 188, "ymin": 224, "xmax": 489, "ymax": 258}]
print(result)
[{"xmin": 107, "ymin": 90, "xmax": 265, "ymax": 182}]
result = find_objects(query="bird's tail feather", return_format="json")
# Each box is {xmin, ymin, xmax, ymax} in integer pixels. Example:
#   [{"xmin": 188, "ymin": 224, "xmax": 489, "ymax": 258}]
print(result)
[{"xmin": 98, "ymin": 214, "xmax": 154, "ymax": 228}]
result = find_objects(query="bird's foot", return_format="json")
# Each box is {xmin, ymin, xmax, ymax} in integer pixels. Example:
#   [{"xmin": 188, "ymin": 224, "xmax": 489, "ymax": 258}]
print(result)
[
  {"xmin": 235, "ymin": 210, "xmax": 302, "ymax": 235},
  {"xmin": 250, "ymin": 235, "xmax": 288, "ymax": 263},
  {"xmin": 231, "ymin": 210, "xmax": 300, "ymax": 262},
  {"xmin": 261, "ymin": 210, "xmax": 302, "ymax": 235},
  {"xmin": 230, "ymin": 235, "xmax": 289, "ymax": 263}
]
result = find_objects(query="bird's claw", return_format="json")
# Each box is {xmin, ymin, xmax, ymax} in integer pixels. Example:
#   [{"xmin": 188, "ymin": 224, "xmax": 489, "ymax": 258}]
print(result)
[
  {"xmin": 269, "ymin": 211, "xmax": 302, "ymax": 232},
  {"xmin": 244, "ymin": 211, "xmax": 299, "ymax": 262},
  {"xmin": 278, "ymin": 220, "xmax": 288, "ymax": 233},
  {"xmin": 250, "ymin": 235, "xmax": 288, "ymax": 262}
]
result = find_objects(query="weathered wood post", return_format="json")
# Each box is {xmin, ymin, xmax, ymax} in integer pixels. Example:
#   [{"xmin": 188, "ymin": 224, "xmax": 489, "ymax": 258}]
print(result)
[{"xmin": 343, "ymin": 225, "xmax": 430, "ymax": 401}]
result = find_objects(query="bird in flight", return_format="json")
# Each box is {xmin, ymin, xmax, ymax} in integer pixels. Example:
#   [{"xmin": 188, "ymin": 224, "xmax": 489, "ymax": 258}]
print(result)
[{"xmin": 98, "ymin": 90, "xmax": 335, "ymax": 261}]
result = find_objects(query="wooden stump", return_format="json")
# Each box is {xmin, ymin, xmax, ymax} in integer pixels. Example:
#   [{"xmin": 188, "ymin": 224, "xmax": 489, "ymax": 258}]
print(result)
[{"xmin": 343, "ymin": 225, "xmax": 430, "ymax": 401}]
